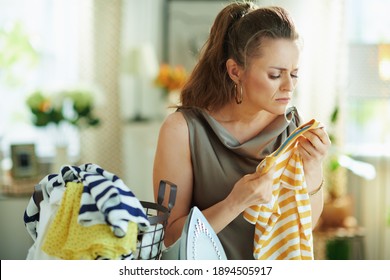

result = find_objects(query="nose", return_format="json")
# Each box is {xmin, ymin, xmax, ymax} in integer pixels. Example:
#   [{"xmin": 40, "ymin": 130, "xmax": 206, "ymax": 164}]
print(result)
[{"xmin": 280, "ymin": 76, "xmax": 295, "ymax": 92}]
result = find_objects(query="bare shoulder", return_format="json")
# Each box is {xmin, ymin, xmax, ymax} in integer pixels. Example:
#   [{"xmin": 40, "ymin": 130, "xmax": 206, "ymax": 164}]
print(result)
[
  {"xmin": 155, "ymin": 111, "xmax": 190, "ymax": 163},
  {"xmin": 158, "ymin": 111, "xmax": 188, "ymax": 142}
]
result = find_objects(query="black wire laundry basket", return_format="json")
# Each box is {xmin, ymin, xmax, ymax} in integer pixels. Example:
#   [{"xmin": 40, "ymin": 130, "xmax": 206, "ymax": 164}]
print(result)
[{"xmin": 134, "ymin": 180, "xmax": 177, "ymax": 260}]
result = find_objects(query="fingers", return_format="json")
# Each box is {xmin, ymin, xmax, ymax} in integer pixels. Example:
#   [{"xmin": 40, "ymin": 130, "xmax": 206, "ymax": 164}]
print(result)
[
  {"xmin": 303, "ymin": 126, "xmax": 330, "ymax": 147},
  {"xmin": 244, "ymin": 165, "xmax": 275, "ymax": 182},
  {"xmin": 249, "ymin": 171, "xmax": 273, "ymax": 204},
  {"xmin": 297, "ymin": 136, "xmax": 313, "ymax": 156},
  {"xmin": 238, "ymin": 168, "xmax": 274, "ymax": 206},
  {"xmin": 297, "ymin": 126, "xmax": 331, "ymax": 163},
  {"xmin": 310, "ymin": 126, "xmax": 331, "ymax": 144}
]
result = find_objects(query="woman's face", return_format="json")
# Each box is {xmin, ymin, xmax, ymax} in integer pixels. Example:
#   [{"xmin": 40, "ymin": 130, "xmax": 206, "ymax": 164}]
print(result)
[{"xmin": 241, "ymin": 38, "xmax": 300, "ymax": 115}]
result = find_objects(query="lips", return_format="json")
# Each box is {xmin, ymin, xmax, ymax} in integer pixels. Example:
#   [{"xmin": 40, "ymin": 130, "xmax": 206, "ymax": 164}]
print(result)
[{"xmin": 275, "ymin": 97, "xmax": 291, "ymax": 103}]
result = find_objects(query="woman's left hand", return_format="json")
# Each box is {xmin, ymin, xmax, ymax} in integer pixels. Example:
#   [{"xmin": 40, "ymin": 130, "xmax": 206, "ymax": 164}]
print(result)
[
  {"xmin": 297, "ymin": 125, "xmax": 331, "ymax": 227},
  {"xmin": 297, "ymin": 126, "xmax": 331, "ymax": 166},
  {"xmin": 297, "ymin": 126, "xmax": 331, "ymax": 184}
]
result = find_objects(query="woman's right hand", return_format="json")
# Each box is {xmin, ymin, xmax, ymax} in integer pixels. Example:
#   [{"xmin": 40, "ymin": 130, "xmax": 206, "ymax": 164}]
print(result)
[
  {"xmin": 200, "ymin": 164, "xmax": 276, "ymax": 235},
  {"xmin": 226, "ymin": 164, "xmax": 276, "ymax": 212}
]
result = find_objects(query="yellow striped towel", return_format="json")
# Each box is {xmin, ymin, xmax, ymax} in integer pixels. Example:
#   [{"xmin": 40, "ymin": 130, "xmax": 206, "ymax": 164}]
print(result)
[{"xmin": 243, "ymin": 119, "xmax": 321, "ymax": 259}]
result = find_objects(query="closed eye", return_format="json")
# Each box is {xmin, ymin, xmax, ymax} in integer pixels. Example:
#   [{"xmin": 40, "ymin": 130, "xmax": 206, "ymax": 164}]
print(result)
[
  {"xmin": 291, "ymin": 73, "xmax": 299, "ymax": 79},
  {"xmin": 269, "ymin": 74, "xmax": 281, "ymax": 79}
]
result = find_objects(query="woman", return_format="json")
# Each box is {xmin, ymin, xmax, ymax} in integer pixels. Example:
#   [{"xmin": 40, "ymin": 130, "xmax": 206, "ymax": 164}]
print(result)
[{"xmin": 153, "ymin": 2, "xmax": 330, "ymax": 260}]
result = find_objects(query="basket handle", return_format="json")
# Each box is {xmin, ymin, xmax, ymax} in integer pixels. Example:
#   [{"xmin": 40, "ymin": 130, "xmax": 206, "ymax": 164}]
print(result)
[{"xmin": 157, "ymin": 180, "xmax": 177, "ymax": 212}]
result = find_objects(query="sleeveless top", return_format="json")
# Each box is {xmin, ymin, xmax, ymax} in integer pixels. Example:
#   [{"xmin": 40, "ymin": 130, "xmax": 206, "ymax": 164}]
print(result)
[{"xmin": 178, "ymin": 106, "xmax": 301, "ymax": 260}]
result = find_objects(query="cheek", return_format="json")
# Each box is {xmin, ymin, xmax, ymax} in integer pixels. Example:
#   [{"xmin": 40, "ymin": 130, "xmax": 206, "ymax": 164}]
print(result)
[
  {"xmin": 247, "ymin": 74, "xmax": 270, "ymax": 90},
  {"xmin": 249, "ymin": 78, "xmax": 277, "ymax": 96}
]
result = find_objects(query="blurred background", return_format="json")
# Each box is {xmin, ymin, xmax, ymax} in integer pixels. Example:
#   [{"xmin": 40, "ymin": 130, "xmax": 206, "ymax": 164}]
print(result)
[{"xmin": 0, "ymin": 0, "xmax": 389, "ymax": 260}]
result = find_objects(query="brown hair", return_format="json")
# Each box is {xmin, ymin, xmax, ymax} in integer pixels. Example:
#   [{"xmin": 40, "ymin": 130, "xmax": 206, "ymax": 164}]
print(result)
[{"xmin": 180, "ymin": 2, "xmax": 299, "ymax": 111}]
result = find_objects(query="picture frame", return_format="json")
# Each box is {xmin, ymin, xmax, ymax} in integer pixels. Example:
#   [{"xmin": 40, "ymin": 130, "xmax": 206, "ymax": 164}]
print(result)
[{"xmin": 10, "ymin": 143, "xmax": 38, "ymax": 179}]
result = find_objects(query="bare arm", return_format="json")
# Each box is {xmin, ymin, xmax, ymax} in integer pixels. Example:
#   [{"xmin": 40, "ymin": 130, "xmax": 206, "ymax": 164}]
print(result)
[
  {"xmin": 153, "ymin": 112, "xmax": 193, "ymax": 247},
  {"xmin": 297, "ymin": 127, "xmax": 331, "ymax": 228},
  {"xmin": 153, "ymin": 112, "xmax": 276, "ymax": 247}
]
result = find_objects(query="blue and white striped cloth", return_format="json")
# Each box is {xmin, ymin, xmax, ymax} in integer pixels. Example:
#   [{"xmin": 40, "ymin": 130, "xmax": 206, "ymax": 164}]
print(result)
[{"xmin": 24, "ymin": 163, "xmax": 150, "ymax": 240}]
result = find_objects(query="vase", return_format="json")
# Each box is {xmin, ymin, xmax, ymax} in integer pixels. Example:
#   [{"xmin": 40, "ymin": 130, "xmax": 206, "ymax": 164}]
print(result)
[
  {"xmin": 46, "ymin": 123, "xmax": 72, "ymax": 174},
  {"xmin": 51, "ymin": 145, "xmax": 68, "ymax": 174}
]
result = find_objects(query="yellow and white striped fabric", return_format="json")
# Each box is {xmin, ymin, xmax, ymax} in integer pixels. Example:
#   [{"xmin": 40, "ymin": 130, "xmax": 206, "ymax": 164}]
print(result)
[{"xmin": 243, "ymin": 119, "xmax": 321, "ymax": 260}]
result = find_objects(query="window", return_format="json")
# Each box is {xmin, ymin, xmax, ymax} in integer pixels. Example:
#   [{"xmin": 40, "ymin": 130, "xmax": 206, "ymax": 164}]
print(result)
[
  {"xmin": 344, "ymin": 0, "xmax": 390, "ymax": 155},
  {"xmin": 0, "ymin": 0, "xmax": 84, "ymax": 159}
]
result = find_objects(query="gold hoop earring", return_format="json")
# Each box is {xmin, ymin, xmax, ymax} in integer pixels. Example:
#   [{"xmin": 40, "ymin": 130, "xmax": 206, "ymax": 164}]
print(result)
[{"xmin": 235, "ymin": 83, "xmax": 243, "ymax": 104}]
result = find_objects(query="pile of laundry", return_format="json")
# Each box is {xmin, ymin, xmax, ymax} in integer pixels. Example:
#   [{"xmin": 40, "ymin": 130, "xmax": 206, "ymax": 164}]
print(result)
[{"xmin": 23, "ymin": 163, "xmax": 161, "ymax": 260}]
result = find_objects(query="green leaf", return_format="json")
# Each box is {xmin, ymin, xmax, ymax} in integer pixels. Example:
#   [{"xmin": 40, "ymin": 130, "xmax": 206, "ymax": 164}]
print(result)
[
  {"xmin": 330, "ymin": 106, "xmax": 339, "ymax": 124},
  {"xmin": 329, "ymin": 158, "xmax": 341, "ymax": 171}
]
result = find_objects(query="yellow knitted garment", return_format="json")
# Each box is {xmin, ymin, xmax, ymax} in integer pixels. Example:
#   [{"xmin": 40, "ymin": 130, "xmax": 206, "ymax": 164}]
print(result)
[
  {"xmin": 42, "ymin": 182, "xmax": 138, "ymax": 260},
  {"xmin": 243, "ymin": 119, "xmax": 321, "ymax": 260}
]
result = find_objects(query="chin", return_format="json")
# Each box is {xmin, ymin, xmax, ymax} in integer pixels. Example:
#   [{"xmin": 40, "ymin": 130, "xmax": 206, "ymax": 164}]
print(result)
[{"xmin": 274, "ymin": 106, "xmax": 289, "ymax": 116}]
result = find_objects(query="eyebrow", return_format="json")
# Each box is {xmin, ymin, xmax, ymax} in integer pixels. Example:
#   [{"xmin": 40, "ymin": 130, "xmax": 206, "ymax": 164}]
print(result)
[{"xmin": 269, "ymin": 66, "xmax": 299, "ymax": 71}]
